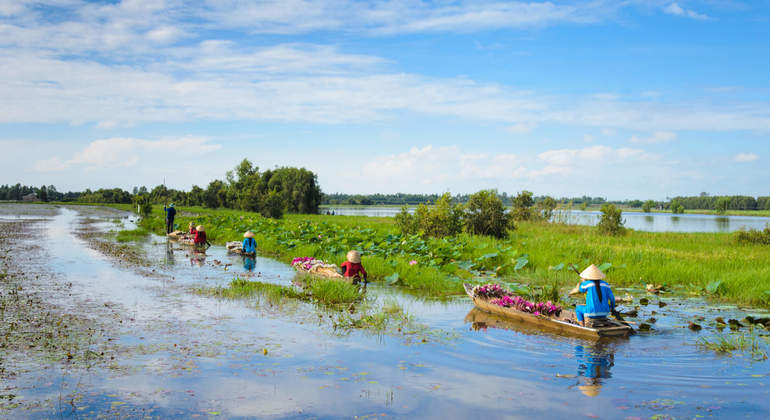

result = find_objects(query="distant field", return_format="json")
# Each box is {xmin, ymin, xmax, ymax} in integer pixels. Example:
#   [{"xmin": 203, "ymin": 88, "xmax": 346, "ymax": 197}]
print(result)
[{"xmin": 108, "ymin": 204, "xmax": 770, "ymax": 307}]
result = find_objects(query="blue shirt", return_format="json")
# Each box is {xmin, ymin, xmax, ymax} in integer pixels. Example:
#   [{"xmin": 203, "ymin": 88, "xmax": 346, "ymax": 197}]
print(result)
[
  {"xmin": 578, "ymin": 280, "xmax": 615, "ymax": 318},
  {"xmin": 242, "ymin": 237, "xmax": 256, "ymax": 253},
  {"xmin": 164, "ymin": 206, "xmax": 176, "ymax": 219}
]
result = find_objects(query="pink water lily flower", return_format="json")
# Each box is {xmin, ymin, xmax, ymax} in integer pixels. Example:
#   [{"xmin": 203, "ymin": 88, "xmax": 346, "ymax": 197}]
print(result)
[{"xmin": 409, "ymin": 260, "xmax": 418, "ymax": 265}]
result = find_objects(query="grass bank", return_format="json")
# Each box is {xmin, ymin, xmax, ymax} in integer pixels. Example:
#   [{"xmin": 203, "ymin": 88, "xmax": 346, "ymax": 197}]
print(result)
[{"xmin": 123, "ymin": 205, "xmax": 769, "ymax": 306}]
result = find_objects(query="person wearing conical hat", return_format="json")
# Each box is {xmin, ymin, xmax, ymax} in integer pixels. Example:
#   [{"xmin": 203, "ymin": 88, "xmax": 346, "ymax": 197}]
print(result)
[
  {"xmin": 163, "ymin": 203, "xmax": 176, "ymax": 234},
  {"xmin": 569, "ymin": 264, "xmax": 616, "ymax": 327},
  {"xmin": 193, "ymin": 225, "xmax": 210, "ymax": 248},
  {"xmin": 340, "ymin": 250, "xmax": 367, "ymax": 284},
  {"xmin": 241, "ymin": 231, "xmax": 257, "ymax": 256},
  {"xmin": 188, "ymin": 221, "xmax": 197, "ymax": 235}
]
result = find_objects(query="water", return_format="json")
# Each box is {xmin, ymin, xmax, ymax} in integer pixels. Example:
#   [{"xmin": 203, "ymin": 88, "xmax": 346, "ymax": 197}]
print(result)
[
  {"xmin": 321, "ymin": 206, "xmax": 770, "ymax": 233},
  {"xmin": 1, "ymin": 204, "xmax": 769, "ymax": 419}
]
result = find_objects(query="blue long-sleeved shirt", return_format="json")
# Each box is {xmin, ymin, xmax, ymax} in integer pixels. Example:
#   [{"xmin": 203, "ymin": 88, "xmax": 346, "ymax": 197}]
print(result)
[
  {"xmin": 164, "ymin": 206, "xmax": 176, "ymax": 220},
  {"xmin": 578, "ymin": 280, "xmax": 615, "ymax": 318},
  {"xmin": 242, "ymin": 237, "xmax": 256, "ymax": 254}
]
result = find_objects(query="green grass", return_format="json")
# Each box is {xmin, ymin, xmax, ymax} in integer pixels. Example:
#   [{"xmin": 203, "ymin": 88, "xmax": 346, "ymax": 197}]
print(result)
[
  {"xmin": 115, "ymin": 227, "xmax": 151, "ymax": 242},
  {"xmin": 697, "ymin": 329, "xmax": 769, "ymax": 360},
  {"xmin": 198, "ymin": 278, "xmax": 304, "ymax": 303},
  {"xmin": 307, "ymin": 278, "xmax": 363, "ymax": 305},
  {"xmin": 99, "ymin": 204, "xmax": 770, "ymax": 306}
]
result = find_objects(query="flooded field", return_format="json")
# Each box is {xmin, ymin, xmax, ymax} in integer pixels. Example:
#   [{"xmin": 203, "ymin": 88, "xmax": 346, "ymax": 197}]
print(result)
[
  {"xmin": 1, "ymin": 204, "xmax": 768, "ymax": 419},
  {"xmin": 320, "ymin": 206, "xmax": 770, "ymax": 233}
]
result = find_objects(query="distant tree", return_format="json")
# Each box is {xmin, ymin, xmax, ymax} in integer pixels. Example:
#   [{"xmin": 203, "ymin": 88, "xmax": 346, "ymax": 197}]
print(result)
[
  {"xmin": 597, "ymin": 204, "xmax": 625, "ymax": 236},
  {"xmin": 670, "ymin": 200, "xmax": 685, "ymax": 214},
  {"xmin": 535, "ymin": 196, "xmax": 557, "ymax": 220},
  {"xmin": 628, "ymin": 200, "xmax": 643, "ymax": 208},
  {"xmin": 38, "ymin": 185, "xmax": 48, "ymax": 202},
  {"xmin": 512, "ymin": 190, "xmax": 534, "ymax": 221},
  {"xmin": 464, "ymin": 190, "xmax": 512, "ymax": 238},
  {"xmin": 715, "ymin": 197, "xmax": 730, "ymax": 215},
  {"xmin": 642, "ymin": 200, "xmax": 655, "ymax": 213},
  {"xmin": 203, "ymin": 180, "xmax": 227, "ymax": 208},
  {"xmin": 260, "ymin": 190, "xmax": 284, "ymax": 218}
]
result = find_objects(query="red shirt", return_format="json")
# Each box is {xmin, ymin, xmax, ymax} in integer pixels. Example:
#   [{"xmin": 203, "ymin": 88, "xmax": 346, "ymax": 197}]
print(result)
[
  {"xmin": 189, "ymin": 227, "xmax": 197, "ymax": 234},
  {"xmin": 340, "ymin": 261, "xmax": 366, "ymax": 278},
  {"xmin": 193, "ymin": 230, "xmax": 207, "ymax": 244}
]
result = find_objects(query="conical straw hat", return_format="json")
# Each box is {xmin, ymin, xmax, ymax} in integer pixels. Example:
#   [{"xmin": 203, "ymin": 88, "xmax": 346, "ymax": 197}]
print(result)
[
  {"xmin": 346, "ymin": 250, "xmax": 361, "ymax": 263},
  {"xmin": 578, "ymin": 384, "xmax": 602, "ymax": 397},
  {"xmin": 580, "ymin": 264, "xmax": 605, "ymax": 280},
  {"xmin": 196, "ymin": 225, "xmax": 205, "ymax": 232},
  {"xmin": 243, "ymin": 231, "xmax": 255, "ymax": 238}
]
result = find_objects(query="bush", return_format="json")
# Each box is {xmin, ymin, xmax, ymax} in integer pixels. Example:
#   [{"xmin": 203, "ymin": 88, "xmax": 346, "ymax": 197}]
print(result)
[
  {"xmin": 715, "ymin": 197, "xmax": 730, "ymax": 215},
  {"xmin": 463, "ymin": 190, "xmax": 512, "ymax": 238},
  {"xmin": 735, "ymin": 225, "xmax": 770, "ymax": 245},
  {"xmin": 597, "ymin": 204, "xmax": 625, "ymax": 235},
  {"xmin": 670, "ymin": 200, "xmax": 685, "ymax": 214},
  {"xmin": 512, "ymin": 190, "xmax": 534, "ymax": 221},
  {"xmin": 260, "ymin": 190, "xmax": 284, "ymax": 219},
  {"xmin": 642, "ymin": 200, "xmax": 654, "ymax": 213},
  {"xmin": 134, "ymin": 194, "xmax": 152, "ymax": 218},
  {"xmin": 394, "ymin": 193, "xmax": 462, "ymax": 238},
  {"xmin": 535, "ymin": 196, "xmax": 557, "ymax": 220}
]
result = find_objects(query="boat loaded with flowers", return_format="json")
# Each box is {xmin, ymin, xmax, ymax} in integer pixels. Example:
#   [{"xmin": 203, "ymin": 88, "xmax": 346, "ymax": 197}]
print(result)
[
  {"xmin": 464, "ymin": 283, "xmax": 632, "ymax": 339},
  {"xmin": 291, "ymin": 257, "xmax": 347, "ymax": 281}
]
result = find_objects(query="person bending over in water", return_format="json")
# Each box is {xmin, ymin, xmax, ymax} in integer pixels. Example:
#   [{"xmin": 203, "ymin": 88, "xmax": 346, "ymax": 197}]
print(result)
[
  {"xmin": 188, "ymin": 222, "xmax": 197, "ymax": 235},
  {"xmin": 340, "ymin": 250, "xmax": 367, "ymax": 284},
  {"xmin": 193, "ymin": 225, "xmax": 210, "ymax": 249},
  {"xmin": 569, "ymin": 264, "xmax": 615, "ymax": 327},
  {"xmin": 242, "ymin": 231, "xmax": 257, "ymax": 255}
]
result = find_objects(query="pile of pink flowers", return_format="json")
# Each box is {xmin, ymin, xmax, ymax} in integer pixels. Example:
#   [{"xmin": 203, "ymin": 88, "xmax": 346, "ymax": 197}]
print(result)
[
  {"xmin": 291, "ymin": 256, "xmax": 323, "ymax": 271},
  {"xmin": 472, "ymin": 283, "xmax": 507, "ymax": 299},
  {"xmin": 490, "ymin": 295, "xmax": 561, "ymax": 317}
]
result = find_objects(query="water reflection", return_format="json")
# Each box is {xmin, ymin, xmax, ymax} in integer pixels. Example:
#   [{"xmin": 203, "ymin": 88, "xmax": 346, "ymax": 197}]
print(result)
[
  {"xmin": 243, "ymin": 255, "xmax": 256, "ymax": 272},
  {"xmin": 190, "ymin": 250, "xmax": 206, "ymax": 267},
  {"xmin": 164, "ymin": 239, "xmax": 175, "ymax": 266},
  {"xmin": 574, "ymin": 343, "xmax": 614, "ymax": 397},
  {"xmin": 715, "ymin": 216, "xmax": 730, "ymax": 232}
]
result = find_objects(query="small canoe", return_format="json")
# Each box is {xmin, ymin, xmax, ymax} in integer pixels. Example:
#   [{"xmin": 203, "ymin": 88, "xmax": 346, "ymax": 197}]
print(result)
[
  {"xmin": 168, "ymin": 230, "xmax": 194, "ymax": 241},
  {"xmin": 225, "ymin": 241, "xmax": 255, "ymax": 256},
  {"xmin": 464, "ymin": 283, "xmax": 632, "ymax": 339}
]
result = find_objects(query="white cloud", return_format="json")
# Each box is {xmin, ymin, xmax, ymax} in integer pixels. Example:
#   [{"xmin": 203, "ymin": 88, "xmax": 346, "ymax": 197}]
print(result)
[
  {"xmin": 32, "ymin": 136, "xmax": 221, "ymax": 172},
  {"xmin": 733, "ymin": 152, "xmax": 758, "ymax": 162},
  {"xmin": 663, "ymin": 2, "xmax": 711, "ymax": 20},
  {"xmin": 31, "ymin": 156, "xmax": 69, "ymax": 172},
  {"xmin": 629, "ymin": 131, "xmax": 676, "ymax": 144},
  {"xmin": 507, "ymin": 122, "xmax": 536, "ymax": 134},
  {"xmin": 361, "ymin": 145, "xmax": 526, "ymax": 191},
  {"xmin": 536, "ymin": 145, "xmax": 651, "ymax": 176}
]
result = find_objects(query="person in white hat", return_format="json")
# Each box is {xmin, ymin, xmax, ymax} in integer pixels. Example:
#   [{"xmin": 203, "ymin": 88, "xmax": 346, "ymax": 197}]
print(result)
[
  {"xmin": 568, "ymin": 264, "xmax": 616, "ymax": 327},
  {"xmin": 340, "ymin": 250, "xmax": 367, "ymax": 284},
  {"xmin": 241, "ymin": 231, "xmax": 256, "ymax": 255}
]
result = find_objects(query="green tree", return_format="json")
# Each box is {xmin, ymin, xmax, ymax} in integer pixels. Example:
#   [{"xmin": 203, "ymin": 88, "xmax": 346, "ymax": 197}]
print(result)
[
  {"xmin": 260, "ymin": 189, "xmax": 284, "ymax": 218},
  {"xmin": 535, "ymin": 196, "xmax": 557, "ymax": 220},
  {"xmin": 395, "ymin": 206, "xmax": 418, "ymax": 235},
  {"xmin": 670, "ymin": 199, "xmax": 685, "ymax": 214},
  {"xmin": 642, "ymin": 200, "xmax": 655, "ymax": 213},
  {"xmin": 38, "ymin": 185, "xmax": 48, "ymax": 202},
  {"xmin": 597, "ymin": 204, "xmax": 625, "ymax": 236},
  {"xmin": 512, "ymin": 190, "xmax": 534, "ymax": 221},
  {"xmin": 715, "ymin": 197, "xmax": 730, "ymax": 215},
  {"xmin": 464, "ymin": 190, "xmax": 513, "ymax": 238}
]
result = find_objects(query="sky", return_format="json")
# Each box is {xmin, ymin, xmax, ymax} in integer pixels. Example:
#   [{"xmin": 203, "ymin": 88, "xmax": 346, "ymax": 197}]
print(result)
[{"xmin": 1, "ymin": 0, "xmax": 769, "ymax": 200}]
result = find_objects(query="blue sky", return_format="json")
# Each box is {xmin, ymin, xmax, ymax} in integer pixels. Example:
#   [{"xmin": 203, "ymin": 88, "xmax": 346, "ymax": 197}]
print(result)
[{"xmin": 1, "ymin": 0, "xmax": 768, "ymax": 200}]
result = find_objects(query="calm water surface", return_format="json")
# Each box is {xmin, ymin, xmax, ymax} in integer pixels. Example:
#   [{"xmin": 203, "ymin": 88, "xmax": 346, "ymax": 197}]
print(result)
[
  {"xmin": 2, "ymin": 204, "xmax": 768, "ymax": 419},
  {"xmin": 321, "ymin": 206, "xmax": 770, "ymax": 233}
]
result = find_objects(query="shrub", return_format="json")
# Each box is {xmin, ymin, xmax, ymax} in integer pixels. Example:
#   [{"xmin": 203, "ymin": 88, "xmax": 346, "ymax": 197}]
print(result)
[
  {"xmin": 134, "ymin": 194, "xmax": 152, "ymax": 218},
  {"xmin": 715, "ymin": 197, "xmax": 730, "ymax": 215},
  {"xmin": 512, "ymin": 190, "xmax": 534, "ymax": 221},
  {"xmin": 597, "ymin": 204, "xmax": 625, "ymax": 235},
  {"xmin": 735, "ymin": 225, "xmax": 770, "ymax": 245},
  {"xmin": 535, "ymin": 196, "xmax": 557, "ymax": 220},
  {"xmin": 394, "ymin": 193, "xmax": 462, "ymax": 238},
  {"xmin": 463, "ymin": 190, "xmax": 513, "ymax": 238},
  {"xmin": 670, "ymin": 200, "xmax": 685, "ymax": 214},
  {"xmin": 642, "ymin": 200, "xmax": 654, "ymax": 213},
  {"xmin": 260, "ymin": 190, "xmax": 284, "ymax": 218}
]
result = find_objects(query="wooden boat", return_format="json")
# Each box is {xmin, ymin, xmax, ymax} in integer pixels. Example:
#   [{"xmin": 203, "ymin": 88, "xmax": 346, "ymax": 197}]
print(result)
[{"xmin": 464, "ymin": 283, "xmax": 633, "ymax": 339}]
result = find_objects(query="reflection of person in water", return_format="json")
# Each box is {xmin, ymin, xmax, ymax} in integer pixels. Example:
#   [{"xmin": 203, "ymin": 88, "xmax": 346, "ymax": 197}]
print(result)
[
  {"xmin": 243, "ymin": 255, "xmax": 256, "ymax": 272},
  {"xmin": 575, "ymin": 344, "xmax": 614, "ymax": 397},
  {"xmin": 164, "ymin": 240, "xmax": 174, "ymax": 266},
  {"xmin": 190, "ymin": 250, "xmax": 206, "ymax": 267}
]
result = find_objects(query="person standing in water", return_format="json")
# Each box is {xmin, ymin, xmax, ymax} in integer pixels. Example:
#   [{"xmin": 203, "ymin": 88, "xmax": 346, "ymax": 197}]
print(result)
[
  {"xmin": 340, "ymin": 250, "xmax": 367, "ymax": 284},
  {"xmin": 163, "ymin": 203, "xmax": 176, "ymax": 234},
  {"xmin": 569, "ymin": 264, "xmax": 615, "ymax": 327},
  {"xmin": 242, "ymin": 231, "xmax": 256, "ymax": 256},
  {"xmin": 193, "ymin": 225, "xmax": 210, "ymax": 249}
]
